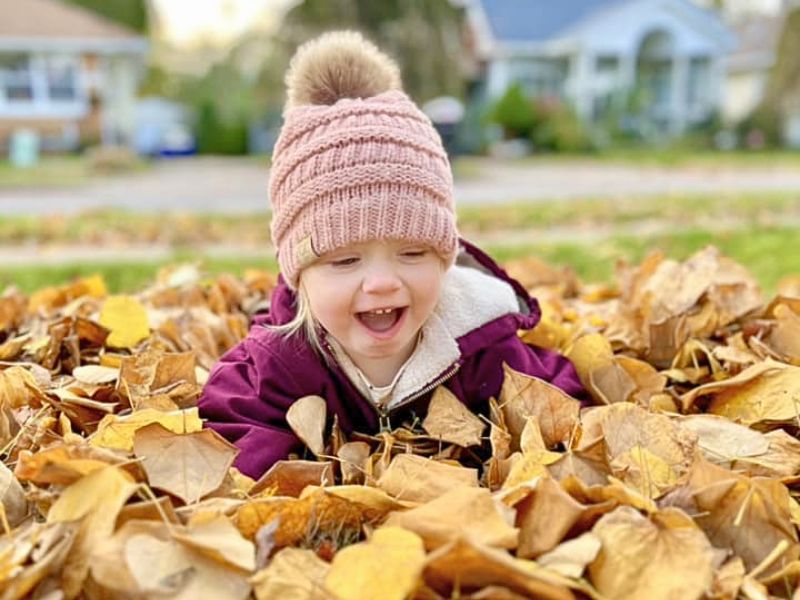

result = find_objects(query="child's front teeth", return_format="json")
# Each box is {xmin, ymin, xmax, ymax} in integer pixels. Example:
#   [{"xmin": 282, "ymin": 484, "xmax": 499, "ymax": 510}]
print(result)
[{"xmin": 371, "ymin": 308, "xmax": 393, "ymax": 315}]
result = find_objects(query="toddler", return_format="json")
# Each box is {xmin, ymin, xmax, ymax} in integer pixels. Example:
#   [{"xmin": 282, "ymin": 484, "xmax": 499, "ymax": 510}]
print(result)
[{"xmin": 198, "ymin": 31, "xmax": 583, "ymax": 479}]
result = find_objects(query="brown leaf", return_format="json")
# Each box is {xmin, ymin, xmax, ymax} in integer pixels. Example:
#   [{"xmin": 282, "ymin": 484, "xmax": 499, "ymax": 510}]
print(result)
[
  {"xmin": 133, "ymin": 423, "xmax": 238, "ymax": 504},
  {"xmin": 337, "ymin": 441, "xmax": 371, "ymax": 485},
  {"xmin": 598, "ymin": 403, "xmax": 696, "ymax": 498},
  {"xmin": 422, "ymin": 386, "xmax": 485, "ymax": 447},
  {"xmin": 516, "ymin": 476, "xmax": 615, "ymax": 558},
  {"xmin": 708, "ymin": 363, "xmax": 800, "ymax": 426},
  {"xmin": 679, "ymin": 414, "xmax": 770, "ymax": 467},
  {"xmin": 588, "ymin": 506, "xmax": 717, "ymax": 600},
  {"xmin": 376, "ymin": 454, "xmax": 478, "ymax": 503},
  {"xmin": 423, "ymin": 535, "xmax": 576, "ymax": 600},
  {"xmin": 47, "ymin": 466, "xmax": 139, "ymax": 597},
  {"xmin": 499, "ymin": 363, "xmax": 580, "ymax": 450},
  {"xmin": 286, "ymin": 395, "xmax": 327, "ymax": 457},
  {"xmin": 537, "ymin": 532, "xmax": 602, "ymax": 579},
  {"xmin": 687, "ymin": 459, "xmax": 800, "ymax": 574},
  {"xmin": 0, "ymin": 521, "xmax": 77, "ymax": 599},
  {"xmin": 250, "ymin": 460, "xmax": 333, "ymax": 497},
  {"xmin": 384, "ymin": 486, "xmax": 518, "ymax": 550},
  {"xmin": 0, "ymin": 461, "xmax": 28, "ymax": 527},
  {"xmin": 680, "ymin": 359, "xmax": 786, "ymax": 411}
]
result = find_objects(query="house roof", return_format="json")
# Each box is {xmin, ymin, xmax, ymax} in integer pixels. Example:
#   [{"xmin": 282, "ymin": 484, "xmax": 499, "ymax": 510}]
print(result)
[
  {"xmin": 477, "ymin": 0, "xmax": 627, "ymax": 42},
  {"xmin": 0, "ymin": 0, "xmax": 145, "ymax": 50}
]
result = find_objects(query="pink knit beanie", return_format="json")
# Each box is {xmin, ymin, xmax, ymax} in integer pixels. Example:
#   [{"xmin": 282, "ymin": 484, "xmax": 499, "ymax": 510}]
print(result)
[{"xmin": 269, "ymin": 31, "xmax": 458, "ymax": 288}]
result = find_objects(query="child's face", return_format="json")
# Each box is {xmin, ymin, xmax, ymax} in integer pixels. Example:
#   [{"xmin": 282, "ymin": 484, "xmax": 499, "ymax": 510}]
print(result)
[{"xmin": 300, "ymin": 239, "xmax": 445, "ymax": 370}]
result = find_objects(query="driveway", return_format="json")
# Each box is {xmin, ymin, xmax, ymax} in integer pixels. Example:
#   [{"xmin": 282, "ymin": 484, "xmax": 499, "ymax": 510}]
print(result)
[{"xmin": 2, "ymin": 156, "xmax": 800, "ymax": 216}]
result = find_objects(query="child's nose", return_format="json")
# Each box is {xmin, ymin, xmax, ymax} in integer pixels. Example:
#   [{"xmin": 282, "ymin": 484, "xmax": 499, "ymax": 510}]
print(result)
[{"xmin": 361, "ymin": 266, "xmax": 401, "ymax": 294}]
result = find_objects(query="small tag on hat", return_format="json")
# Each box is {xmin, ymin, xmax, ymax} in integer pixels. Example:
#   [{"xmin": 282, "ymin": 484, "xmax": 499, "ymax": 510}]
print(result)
[{"xmin": 295, "ymin": 234, "xmax": 319, "ymax": 267}]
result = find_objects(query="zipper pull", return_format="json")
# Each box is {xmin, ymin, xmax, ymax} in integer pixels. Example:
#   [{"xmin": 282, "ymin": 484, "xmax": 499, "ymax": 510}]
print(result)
[{"xmin": 379, "ymin": 410, "xmax": 392, "ymax": 433}]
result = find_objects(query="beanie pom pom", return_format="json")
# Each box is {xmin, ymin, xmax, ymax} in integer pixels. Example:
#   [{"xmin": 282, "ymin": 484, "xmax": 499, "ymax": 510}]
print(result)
[{"xmin": 285, "ymin": 30, "xmax": 401, "ymax": 111}]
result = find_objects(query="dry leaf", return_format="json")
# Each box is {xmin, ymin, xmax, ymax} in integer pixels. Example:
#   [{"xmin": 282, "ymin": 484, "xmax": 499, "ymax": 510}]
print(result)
[
  {"xmin": 47, "ymin": 466, "xmax": 139, "ymax": 597},
  {"xmin": 324, "ymin": 527, "xmax": 426, "ymax": 600},
  {"xmin": 0, "ymin": 461, "xmax": 27, "ymax": 528},
  {"xmin": 537, "ymin": 532, "xmax": 602, "ymax": 578},
  {"xmin": 422, "ymin": 386, "xmax": 485, "ymax": 447},
  {"xmin": 286, "ymin": 395, "xmax": 327, "ymax": 457},
  {"xmin": 376, "ymin": 454, "xmax": 478, "ymax": 503},
  {"xmin": 337, "ymin": 442, "xmax": 371, "ymax": 485},
  {"xmin": 251, "ymin": 460, "xmax": 333, "ymax": 497},
  {"xmin": 250, "ymin": 547, "xmax": 330, "ymax": 600},
  {"xmin": 679, "ymin": 414, "xmax": 770, "ymax": 467},
  {"xmin": 99, "ymin": 295, "xmax": 150, "ymax": 349},
  {"xmin": 133, "ymin": 423, "xmax": 238, "ymax": 504},
  {"xmin": 588, "ymin": 506, "xmax": 717, "ymax": 600},
  {"xmin": 423, "ymin": 535, "xmax": 576, "ymax": 600},
  {"xmin": 516, "ymin": 476, "xmax": 614, "ymax": 558},
  {"xmin": 499, "ymin": 363, "xmax": 580, "ymax": 450},
  {"xmin": 384, "ymin": 486, "xmax": 518, "ymax": 550},
  {"xmin": 91, "ymin": 407, "xmax": 203, "ymax": 451}
]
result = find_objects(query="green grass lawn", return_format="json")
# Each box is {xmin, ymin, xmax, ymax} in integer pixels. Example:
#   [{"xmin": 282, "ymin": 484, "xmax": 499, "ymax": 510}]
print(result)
[
  {"xmin": 2, "ymin": 191, "xmax": 798, "ymax": 246},
  {"xmin": 0, "ymin": 156, "xmax": 90, "ymax": 188},
  {"xmin": 451, "ymin": 148, "xmax": 800, "ymax": 169},
  {"xmin": 2, "ymin": 225, "xmax": 796, "ymax": 296}
]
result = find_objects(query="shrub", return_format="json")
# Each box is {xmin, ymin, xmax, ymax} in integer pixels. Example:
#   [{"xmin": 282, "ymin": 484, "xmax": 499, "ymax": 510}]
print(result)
[{"xmin": 489, "ymin": 83, "xmax": 538, "ymax": 139}]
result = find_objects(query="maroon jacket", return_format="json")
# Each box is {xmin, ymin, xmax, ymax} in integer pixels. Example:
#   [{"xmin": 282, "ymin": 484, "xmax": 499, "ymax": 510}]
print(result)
[{"xmin": 199, "ymin": 240, "xmax": 584, "ymax": 478}]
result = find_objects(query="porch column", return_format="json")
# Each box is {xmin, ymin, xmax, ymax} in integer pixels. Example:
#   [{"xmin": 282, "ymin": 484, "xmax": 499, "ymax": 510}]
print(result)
[
  {"xmin": 569, "ymin": 50, "xmax": 593, "ymax": 121},
  {"xmin": 670, "ymin": 53, "xmax": 690, "ymax": 135}
]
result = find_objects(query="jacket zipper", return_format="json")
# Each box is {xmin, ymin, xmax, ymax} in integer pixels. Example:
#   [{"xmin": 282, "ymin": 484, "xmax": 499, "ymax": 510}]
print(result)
[
  {"xmin": 376, "ymin": 361, "xmax": 460, "ymax": 432},
  {"xmin": 323, "ymin": 339, "xmax": 460, "ymax": 433}
]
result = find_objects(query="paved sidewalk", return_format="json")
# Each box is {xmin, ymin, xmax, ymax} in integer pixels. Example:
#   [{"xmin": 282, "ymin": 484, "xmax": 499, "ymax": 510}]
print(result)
[{"xmin": 2, "ymin": 156, "xmax": 800, "ymax": 216}]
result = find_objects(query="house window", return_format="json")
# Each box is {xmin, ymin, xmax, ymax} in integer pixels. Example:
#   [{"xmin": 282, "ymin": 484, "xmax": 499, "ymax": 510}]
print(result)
[
  {"xmin": 595, "ymin": 56, "xmax": 619, "ymax": 74},
  {"xmin": 0, "ymin": 54, "xmax": 34, "ymax": 101},
  {"xmin": 46, "ymin": 56, "xmax": 78, "ymax": 101},
  {"xmin": 687, "ymin": 57, "xmax": 710, "ymax": 108}
]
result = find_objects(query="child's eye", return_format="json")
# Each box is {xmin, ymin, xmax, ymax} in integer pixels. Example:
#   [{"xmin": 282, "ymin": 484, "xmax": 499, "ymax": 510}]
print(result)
[
  {"xmin": 401, "ymin": 249, "xmax": 428, "ymax": 259},
  {"xmin": 330, "ymin": 257, "xmax": 359, "ymax": 267}
]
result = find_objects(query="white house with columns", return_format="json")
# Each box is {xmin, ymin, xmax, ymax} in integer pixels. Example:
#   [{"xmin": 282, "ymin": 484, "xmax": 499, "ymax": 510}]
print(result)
[{"xmin": 462, "ymin": 0, "xmax": 736, "ymax": 136}]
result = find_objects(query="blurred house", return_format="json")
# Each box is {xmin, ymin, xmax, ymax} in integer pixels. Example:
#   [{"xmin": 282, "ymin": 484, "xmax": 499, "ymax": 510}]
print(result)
[
  {"xmin": 463, "ymin": 0, "xmax": 735, "ymax": 135},
  {"xmin": 0, "ymin": 0, "xmax": 148, "ymax": 152},
  {"xmin": 723, "ymin": 10, "xmax": 800, "ymax": 147},
  {"xmin": 722, "ymin": 14, "xmax": 780, "ymax": 121}
]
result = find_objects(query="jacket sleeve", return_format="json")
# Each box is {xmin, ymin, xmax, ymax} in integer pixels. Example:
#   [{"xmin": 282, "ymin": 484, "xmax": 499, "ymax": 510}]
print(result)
[
  {"xmin": 458, "ymin": 333, "xmax": 586, "ymax": 406},
  {"xmin": 198, "ymin": 339, "xmax": 305, "ymax": 479}
]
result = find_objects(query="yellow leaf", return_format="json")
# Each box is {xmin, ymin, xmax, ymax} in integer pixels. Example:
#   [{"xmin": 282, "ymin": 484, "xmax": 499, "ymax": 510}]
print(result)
[
  {"xmin": 90, "ymin": 408, "xmax": 203, "ymax": 452},
  {"xmin": 325, "ymin": 527, "xmax": 426, "ymax": 600},
  {"xmin": 565, "ymin": 333, "xmax": 614, "ymax": 389},
  {"xmin": 99, "ymin": 295, "xmax": 150, "ymax": 349},
  {"xmin": 47, "ymin": 466, "xmax": 138, "ymax": 596}
]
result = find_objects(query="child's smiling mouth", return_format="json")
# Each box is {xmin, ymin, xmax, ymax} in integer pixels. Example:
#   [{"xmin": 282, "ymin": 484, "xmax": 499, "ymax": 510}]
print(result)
[{"xmin": 356, "ymin": 306, "xmax": 407, "ymax": 335}]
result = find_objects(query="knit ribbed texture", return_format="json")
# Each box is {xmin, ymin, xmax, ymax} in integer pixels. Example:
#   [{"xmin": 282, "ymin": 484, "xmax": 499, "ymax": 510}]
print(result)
[{"xmin": 269, "ymin": 90, "xmax": 457, "ymax": 288}]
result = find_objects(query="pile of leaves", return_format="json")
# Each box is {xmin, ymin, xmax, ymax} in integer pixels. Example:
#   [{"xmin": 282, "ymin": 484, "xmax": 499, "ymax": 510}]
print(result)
[{"xmin": 2, "ymin": 247, "xmax": 800, "ymax": 599}]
